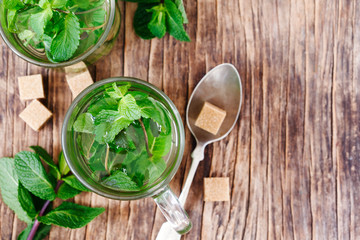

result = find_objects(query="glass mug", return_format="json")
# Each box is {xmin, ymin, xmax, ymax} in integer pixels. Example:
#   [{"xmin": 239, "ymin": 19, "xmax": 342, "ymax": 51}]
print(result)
[
  {"xmin": 62, "ymin": 77, "xmax": 192, "ymax": 234},
  {"xmin": 0, "ymin": 0, "xmax": 120, "ymax": 68}
]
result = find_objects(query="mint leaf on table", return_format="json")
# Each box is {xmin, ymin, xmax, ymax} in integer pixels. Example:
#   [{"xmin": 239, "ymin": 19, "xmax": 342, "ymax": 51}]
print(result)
[
  {"xmin": 56, "ymin": 183, "xmax": 82, "ymax": 200},
  {"xmin": 30, "ymin": 146, "xmax": 61, "ymax": 180},
  {"xmin": 118, "ymin": 94, "xmax": 142, "ymax": 120},
  {"xmin": 147, "ymin": 4, "xmax": 167, "ymax": 39},
  {"xmin": 50, "ymin": 13, "xmax": 80, "ymax": 62},
  {"xmin": 14, "ymin": 151, "xmax": 56, "ymax": 201},
  {"xmin": 134, "ymin": 3, "xmax": 157, "ymax": 39},
  {"xmin": 62, "ymin": 175, "xmax": 90, "ymax": 192},
  {"xmin": 18, "ymin": 222, "xmax": 51, "ymax": 240},
  {"xmin": 29, "ymin": 6, "xmax": 53, "ymax": 36},
  {"xmin": 164, "ymin": 0, "xmax": 190, "ymax": 41},
  {"xmin": 102, "ymin": 170, "xmax": 140, "ymax": 191},
  {"xmin": 0, "ymin": 157, "xmax": 32, "ymax": 223},
  {"xmin": 58, "ymin": 151, "xmax": 70, "ymax": 176},
  {"xmin": 38, "ymin": 201, "xmax": 105, "ymax": 229},
  {"xmin": 18, "ymin": 183, "xmax": 37, "ymax": 219},
  {"xmin": 174, "ymin": 0, "xmax": 188, "ymax": 23},
  {"xmin": 73, "ymin": 113, "xmax": 94, "ymax": 134}
]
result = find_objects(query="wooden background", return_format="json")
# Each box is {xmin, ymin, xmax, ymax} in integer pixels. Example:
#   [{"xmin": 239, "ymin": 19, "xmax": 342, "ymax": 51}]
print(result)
[{"xmin": 1, "ymin": 0, "xmax": 360, "ymax": 239}]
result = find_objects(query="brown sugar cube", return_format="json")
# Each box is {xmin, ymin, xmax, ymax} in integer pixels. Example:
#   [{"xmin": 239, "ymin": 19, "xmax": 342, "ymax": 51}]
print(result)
[
  {"xmin": 204, "ymin": 177, "xmax": 230, "ymax": 202},
  {"xmin": 18, "ymin": 74, "xmax": 45, "ymax": 100},
  {"xmin": 19, "ymin": 100, "xmax": 52, "ymax": 131},
  {"xmin": 195, "ymin": 102, "xmax": 227, "ymax": 135},
  {"xmin": 65, "ymin": 62, "xmax": 93, "ymax": 98}
]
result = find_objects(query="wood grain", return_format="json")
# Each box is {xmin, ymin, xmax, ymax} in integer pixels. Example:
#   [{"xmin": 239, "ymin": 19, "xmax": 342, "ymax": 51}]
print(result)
[{"xmin": 1, "ymin": 0, "xmax": 360, "ymax": 239}]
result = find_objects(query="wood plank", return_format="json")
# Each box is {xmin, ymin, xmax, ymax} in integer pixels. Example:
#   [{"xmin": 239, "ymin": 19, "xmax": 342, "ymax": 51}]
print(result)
[
  {"xmin": 304, "ymin": 0, "xmax": 337, "ymax": 238},
  {"xmin": 334, "ymin": 0, "xmax": 360, "ymax": 239}
]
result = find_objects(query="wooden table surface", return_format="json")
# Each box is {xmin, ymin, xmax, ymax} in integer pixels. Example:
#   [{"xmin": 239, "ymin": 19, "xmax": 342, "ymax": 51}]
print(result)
[{"xmin": 1, "ymin": 0, "xmax": 360, "ymax": 239}]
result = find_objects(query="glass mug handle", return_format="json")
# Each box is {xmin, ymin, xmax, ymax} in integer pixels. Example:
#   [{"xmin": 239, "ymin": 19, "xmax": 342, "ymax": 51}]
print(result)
[{"xmin": 153, "ymin": 186, "xmax": 192, "ymax": 234}]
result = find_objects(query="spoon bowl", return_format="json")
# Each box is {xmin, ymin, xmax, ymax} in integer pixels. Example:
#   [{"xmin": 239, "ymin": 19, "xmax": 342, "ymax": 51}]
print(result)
[{"xmin": 187, "ymin": 63, "xmax": 242, "ymax": 144}]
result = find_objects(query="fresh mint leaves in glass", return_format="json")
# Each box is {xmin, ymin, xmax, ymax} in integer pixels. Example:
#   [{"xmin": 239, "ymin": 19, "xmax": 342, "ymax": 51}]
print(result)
[
  {"xmin": 62, "ymin": 77, "xmax": 191, "ymax": 234},
  {"xmin": 0, "ymin": 0, "xmax": 120, "ymax": 67}
]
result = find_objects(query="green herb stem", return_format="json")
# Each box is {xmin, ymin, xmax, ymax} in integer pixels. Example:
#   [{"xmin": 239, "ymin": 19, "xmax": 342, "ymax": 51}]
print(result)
[
  {"xmin": 104, "ymin": 144, "xmax": 110, "ymax": 173},
  {"xmin": 81, "ymin": 23, "xmax": 106, "ymax": 31},
  {"xmin": 75, "ymin": 5, "xmax": 103, "ymax": 15},
  {"xmin": 139, "ymin": 119, "xmax": 153, "ymax": 157},
  {"xmin": 27, "ymin": 180, "xmax": 64, "ymax": 240}
]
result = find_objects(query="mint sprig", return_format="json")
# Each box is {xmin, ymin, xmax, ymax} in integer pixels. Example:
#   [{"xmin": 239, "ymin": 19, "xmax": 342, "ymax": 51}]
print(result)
[
  {"xmin": 0, "ymin": 147, "xmax": 104, "ymax": 240},
  {"xmin": 129, "ymin": 0, "xmax": 190, "ymax": 41}
]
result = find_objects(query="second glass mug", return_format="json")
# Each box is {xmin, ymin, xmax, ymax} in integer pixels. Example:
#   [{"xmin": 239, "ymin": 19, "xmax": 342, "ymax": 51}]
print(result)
[
  {"xmin": 61, "ymin": 77, "xmax": 192, "ymax": 234},
  {"xmin": 0, "ymin": 0, "xmax": 120, "ymax": 68}
]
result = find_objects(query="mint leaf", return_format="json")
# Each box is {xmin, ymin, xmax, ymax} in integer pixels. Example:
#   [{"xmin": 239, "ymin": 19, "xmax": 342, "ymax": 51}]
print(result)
[
  {"xmin": 148, "ymin": 156, "xmax": 166, "ymax": 183},
  {"xmin": 0, "ymin": 157, "xmax": 32, "ymax": 223},
  {"xmin": 105, "ymin": 83, "xmax": 130, "ymax": 99},
  {"xmin": 73, "ymin": 0, "xmax": 90, "ymax": 9},
  {"xmin": 88, "ymin": 97, "xmax": 118, "ymax": 116},
  {"xmin": 18, "ymin": 222, "xmax": 51, "ymax": 240},
  {"xmin": 4, "ymin": 0, "xmax": 24, "ymax": 9},
  {"xmin": 164, "ymin": 0, "xmax": 190, "ymax": 41},
  {"xmin": 95, "ymin": 117, "xmax": 132, "ymax": 144},
  {"xmin": 137, "ymin": 97, "xmax": 171, "ymax": 134},
  {"xmin": 118, "ymin": 94, "xmax": 141, "ymax": 120},
  {"xmin": 94, "ymin": 110, "xmax": 123, "ymax": 125},
  {"xmin": 128, "ymin": 91, "xmax": 148, "ymax": 100},
  {"xmin": 84, "ymin": 8, "xmax": 106, "ymax": 27},
  {"xmin": 38, "ymin": 201, "xmax": 105, "ymax": 229},
  {"xmin": 133, "ymin": 3, "xmax": 157, "ymax": 39},
  {"xmin": 56, "ymin": 183, "xmax": 82, "ymax": 200},
  {"xmin": 14, "ymin": 151, "xmax": 56, "ymax": 201},
  {"xmin": 174, "ymin": 0, "xmax": 188, "ymax": 23},
  {"xmin": 148, "ymin": 5, "xmax": 166, "ymax": 38},
  {"xmin": 50, "ymin": 13, "xmax": 80, "ymax": 62},
  {"xmin": 62, "ymin": 175, "xmax": 90, "ymax": 192},
  {"xmin": 18, "ymin": 182, "xmax": 37, "ymax": 219},
  {"xmin": 59, "ymin": 151, "xmax": 70, "ymax": 176},
  {"xmin": 121, "ymin": 151, "xmax": 150, "ymax": 186},
  {"xmin": 7, "ymin": 9, "xmax": 18, "ymax": 32},
  {"xmin": 18, "ymin": 30, "xmax": 35, "ymax": 46},
  {"xmin": 102, "ymin": 170, "xmax": 140, "ymax": 191},
  {"xmin": 109, "ymin": 130, "xmax": 136, "ymax": 153},
  {"xmin": 30, "ymin": 146, "xmax": 61, "ymax": 180},
  {"xmin": 73, "ymin": 113, "xmax": 94, "ymax": 133},
  {"xmin": 51, "ymin": 0, "xmax": 66, "ymax": 8},
  {"xmin": 88, "ymin": 143, "xmax": 107, "ymax": 172},
  {"xmin": 149, "ymin": 131, "xmax": 172, "ymax": 157},
  {"xmin": 38, "ymin": 0, "xmax": 51, "ymax": 9},
  {"xmin": 29, "ymin": 7, "xmax": 53, "ymax": 36}
]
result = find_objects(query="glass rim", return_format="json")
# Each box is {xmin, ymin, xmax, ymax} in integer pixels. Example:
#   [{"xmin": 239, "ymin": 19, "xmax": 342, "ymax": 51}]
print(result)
[
  {"xmin": 0, "ymin": 0, "xmax": 116, "ymax": 68},
  {"xmin": 61, "ymin": 77, "xmax": 186, "ymax": 200}
]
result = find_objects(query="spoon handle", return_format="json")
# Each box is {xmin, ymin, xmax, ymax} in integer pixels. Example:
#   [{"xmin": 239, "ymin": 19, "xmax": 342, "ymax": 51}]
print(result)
[{"xmin": 179, "ymin": 143, "xmax": 205, "ymax": 205}]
